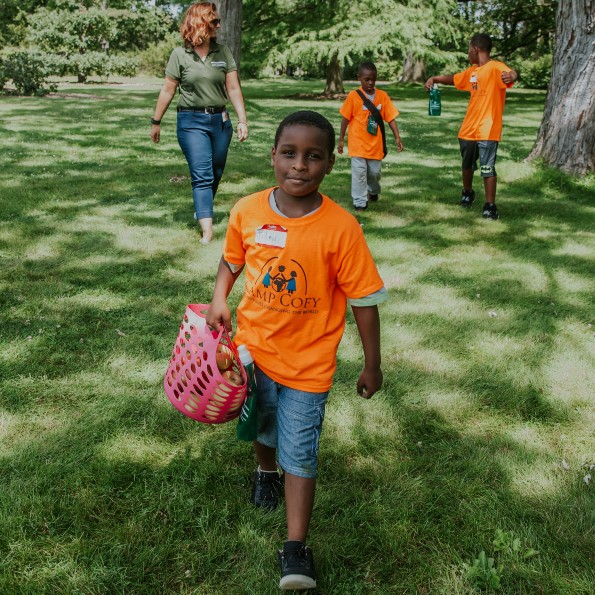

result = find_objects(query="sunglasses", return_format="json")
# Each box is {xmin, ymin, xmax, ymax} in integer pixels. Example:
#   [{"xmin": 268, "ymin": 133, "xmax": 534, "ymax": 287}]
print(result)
[{"xmin": 210, "ymin": 18, "xmax": 221, "ymax": 26}]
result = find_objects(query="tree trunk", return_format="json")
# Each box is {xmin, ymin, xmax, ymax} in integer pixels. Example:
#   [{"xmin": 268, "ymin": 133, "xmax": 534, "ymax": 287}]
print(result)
[
  {"xmin": 401, "ymin": 53, "xmax": 426, "ymax": 83},
  {"xmin": 324, "ymin": 53, "xmax": 344, "ymax": 95},
  {"xmin": 528, "ymin": 0, "xmax": 595, "ymax": 174},
  {"xmin": 217, "ymin": 0, "xmax": 243, "ymax": 72}
]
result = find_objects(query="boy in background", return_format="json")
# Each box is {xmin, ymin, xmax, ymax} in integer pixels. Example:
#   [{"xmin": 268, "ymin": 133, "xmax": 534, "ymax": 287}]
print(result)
[
  {"xmin": 425, "ymin": 33, "xmax": 518, "ymax": 220},
  {"xmin": 207, "ymin": 111, "xmax": 387, "ymax": 591},
  {"xmin": 338, "ymin": 62, "xmax": 404, "ymax": 211}
]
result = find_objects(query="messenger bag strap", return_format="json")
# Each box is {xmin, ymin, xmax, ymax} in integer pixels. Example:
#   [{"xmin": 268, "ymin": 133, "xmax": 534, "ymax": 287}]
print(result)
[{"xmin": 356, "ymin": 89, "xmax": 387, "ymax": 157}]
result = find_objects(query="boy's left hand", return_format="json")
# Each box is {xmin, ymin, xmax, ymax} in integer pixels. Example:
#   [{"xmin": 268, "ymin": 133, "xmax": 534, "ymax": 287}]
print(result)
[
  {"xmin": 357, "ymin": 366, "xmax": 383, "ymax": 399},
  {"xmin": 395, "ymin": 137, "xmax": 404, "ymax": 152},
  {"xmin": 501, "ymin": 70, "xmax": 517, "ymax": 84}
]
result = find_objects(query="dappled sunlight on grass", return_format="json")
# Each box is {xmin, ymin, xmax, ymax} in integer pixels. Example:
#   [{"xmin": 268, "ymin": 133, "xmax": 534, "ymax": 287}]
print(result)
[
  {"xmin": 22, "ymin": 233, "xmax": 71, "ymax": 260},
  {"xmin": 57, "ymin": 289, "xmax": 128, "ymax": 311},
  {"xmin": 98, "ymin": 432, "xmax": 177, "ymax": 468},
  {"xmin": 326, "ymin": 392, "xmax": 403, "ymax": 451},
  {"xmin": 106, "ymin": 354, "xmax": 165, "ymax": 385},
  {"xmin": 401, "ymin": 346, "xmax": 463, "ymax": 377},
  {"xmin": 552, "ymin": 238, "xmax": 594, "ymax": 259},
  {"xmin": 218, "ymin": 176, "xmax": 266, "ymax": 197},
  {"xmin": 470, "ymin": 331, "xmax": 531, "ymax": 366},
  {"xmin": 388, "ymin": 283, "xmax": 507, "ymax": 322},
  {"xmin": 503, "ymin": 458, "xmax": 560, "ymax": 498},
  {"xmin": 553, "ymin": 269, "xmax": 593, "ymax": 294},
  {"xmin": 542, "ymin": 321, "xmax": 595, "ymax": 408},
  {"xmin": 1, "ymin": 79, "xmax": 593, "ymax": 594},
  {"xmin": 422, "ymin": 389, "xmax": 477, "ymax": 418}
]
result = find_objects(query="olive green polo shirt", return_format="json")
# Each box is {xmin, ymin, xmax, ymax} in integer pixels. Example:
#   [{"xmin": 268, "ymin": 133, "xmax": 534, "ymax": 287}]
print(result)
[{"xmin": 165, "ymin": 42, "xmax": 237, "ymax": 109}]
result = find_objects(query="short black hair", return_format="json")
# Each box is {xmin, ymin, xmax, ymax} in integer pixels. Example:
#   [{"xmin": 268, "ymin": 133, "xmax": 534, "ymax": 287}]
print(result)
[
  {"xmin": 470, "ymin": 33, "xmax": 492, "ymax": 52},
  {"xmin": 358, "ymin": 61, "xmax": 377, "ymax": 74},
  {"xmin": 274, "ymin": 110, "xmax": 336, "ymax": 155}
]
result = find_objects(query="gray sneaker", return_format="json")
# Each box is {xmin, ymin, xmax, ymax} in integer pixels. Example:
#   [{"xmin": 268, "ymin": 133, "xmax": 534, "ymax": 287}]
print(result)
[{"xmin": 278, "ymin": 541, "xmax": 316, "ymax": 591}]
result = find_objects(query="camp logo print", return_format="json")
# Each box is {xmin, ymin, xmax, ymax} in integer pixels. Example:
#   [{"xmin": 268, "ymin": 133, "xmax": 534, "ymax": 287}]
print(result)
[{"xmin": 245, "ymin": 257, "xmax": 321, "ymax": 315}]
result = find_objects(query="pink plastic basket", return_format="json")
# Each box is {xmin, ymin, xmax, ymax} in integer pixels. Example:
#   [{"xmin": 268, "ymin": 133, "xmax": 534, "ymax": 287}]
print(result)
[{"xmin": 164, "ymin": 304, "xmax": 247, "ymax": 423}]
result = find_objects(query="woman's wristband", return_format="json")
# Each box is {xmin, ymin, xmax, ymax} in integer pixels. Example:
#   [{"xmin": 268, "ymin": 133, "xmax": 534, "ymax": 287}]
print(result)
[
  {"xmin": 237, "ymin": 121, "xmax": 247, "ymax": 125},
  {"xmin": 151, "ymin": 118, "xmax": 161, "ymax": 125}
]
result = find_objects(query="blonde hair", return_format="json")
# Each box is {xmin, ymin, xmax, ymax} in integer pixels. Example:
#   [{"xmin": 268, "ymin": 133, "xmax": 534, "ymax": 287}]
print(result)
[{"xmin": 180, "ymin": 2, "xmax": 218, "ymax": 48}]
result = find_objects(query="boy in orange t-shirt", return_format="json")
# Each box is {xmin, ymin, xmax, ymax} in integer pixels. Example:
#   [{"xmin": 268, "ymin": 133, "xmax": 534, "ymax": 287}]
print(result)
[
  {"xmin": 338, "ymin": 61, "xmax": 403, "ymax": 211},
  {"xmin": 207, "ymin": 111, "xmax": 387, "ymax": 591},
  {"xmin": 425, "ymin": 33, "xmax": 517, "ymax": 220}
]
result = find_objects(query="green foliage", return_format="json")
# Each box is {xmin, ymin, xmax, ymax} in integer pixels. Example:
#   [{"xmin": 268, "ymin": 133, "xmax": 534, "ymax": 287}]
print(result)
[
  {"xmin": 67, "ymin": 51, "xmax": 140, "ymax": 79},
  {"xmin": 493, "ymin": 529, "xmax": 540, "ymax": 560},
  {"xmin": 0, "ymin": 50, "xmax": 57, "ymax": 96},
  {"xmin": 138, "ymin": 32, "xmax": 180, "ymax": 77},
  {"xmin": 242, "ymin": 0, "xmax": 460, "ymax": 81},
  {"xmin": 23, "ymin": 3, "xmax": 170, "ymax": 82},
  {"xmin": 464, "ymin": 550, "xmax": 503, "ymax": 590},
  {"xmin": 513, "ymin": 55, "xmax": 553, "ymax": 90},
  {"xmin": 456, "ymin": 1, "xmax": 557, "ymax": 62}
]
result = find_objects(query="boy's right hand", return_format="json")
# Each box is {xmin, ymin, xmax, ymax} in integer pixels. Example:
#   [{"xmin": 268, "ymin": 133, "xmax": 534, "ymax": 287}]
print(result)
[
  {"xmin": 337, "ymin": 139, "xmax": 344, "ymax": 154},
  {"xmin": 424, "ymin": 77, "xmax": 434, "ymax": 92},
  {"xmin": 206, "ymin": 301, "xmax": 232, "ymax": 334}
]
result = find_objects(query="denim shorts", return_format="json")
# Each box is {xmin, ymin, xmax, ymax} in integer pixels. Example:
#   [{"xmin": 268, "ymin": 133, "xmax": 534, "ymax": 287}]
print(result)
[
  {"xmin": 459, "ymin": 139, "xmax": 498, "ymax": 177},
  {"xmin": 254, "ymin": 366, "xmax": 328, "ymax": 479}
]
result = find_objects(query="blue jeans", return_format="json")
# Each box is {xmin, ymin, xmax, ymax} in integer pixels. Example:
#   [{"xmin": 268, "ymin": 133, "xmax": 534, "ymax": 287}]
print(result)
[
  {"xmin": 176, "ymin": 111, "xmax": 233, "ymax": 219},
  {"xmin": 254, "ymin": 366, "xmax": 328, "ymax": 479}
]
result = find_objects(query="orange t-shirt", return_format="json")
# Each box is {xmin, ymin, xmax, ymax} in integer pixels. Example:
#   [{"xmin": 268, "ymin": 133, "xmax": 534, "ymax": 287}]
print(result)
[
  {"xmin": 224, "ymin": 188, "xmax": 385, "ymax": 392},
  {"xmin": 339, "ymin": 88, "xmax": 399, "ymax": 159},
  {"xmin": 454, "ymin": 60, "xmax": 514, "ymax": 141}
]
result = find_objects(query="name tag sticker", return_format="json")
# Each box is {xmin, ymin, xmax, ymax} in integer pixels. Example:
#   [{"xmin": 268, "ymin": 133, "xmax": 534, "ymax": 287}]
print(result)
[
  {"xmin": 255, "ymin": 224, "xmax": 287, "ymax": 248},
  {"xmin": 470, "ymin": 75, "xmax": 477, "ymax": 83}
]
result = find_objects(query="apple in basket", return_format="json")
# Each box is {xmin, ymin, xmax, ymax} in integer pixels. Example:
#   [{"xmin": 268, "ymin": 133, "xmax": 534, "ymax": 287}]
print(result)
[
  {"xmin": 215, "ymin": 344, "xmax": 234, "ymax": 371},
  {"xmin": 222, "ymin": 369, "xmax": 242, "ymax": 386}
]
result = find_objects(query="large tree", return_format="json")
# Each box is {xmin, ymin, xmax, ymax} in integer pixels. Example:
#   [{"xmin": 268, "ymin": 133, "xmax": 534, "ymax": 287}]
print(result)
[
  {"xmin": 246, "ymin": 0, "xmax": 459, "ymax": 94},
  {"xmin": 529, "ymin": 0, "xmax": 595, "ymax": 174},
  {"xmin": 217, "ymin": 0, "xmax": 243, "ymax": 70}
]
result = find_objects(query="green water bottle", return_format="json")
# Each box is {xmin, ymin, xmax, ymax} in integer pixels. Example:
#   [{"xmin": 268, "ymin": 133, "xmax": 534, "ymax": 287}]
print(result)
[
  {"xmin": 236, "ymin": 344, "xmax": 258, "ymax": 441},
  {"xmin": 428, "ymin": 83, "xmax": 441, "ymax": 116}
]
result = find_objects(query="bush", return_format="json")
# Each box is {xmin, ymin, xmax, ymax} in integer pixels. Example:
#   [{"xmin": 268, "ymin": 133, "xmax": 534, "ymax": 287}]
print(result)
[
  {"xmin": 0, "ymin": 50, "xmax": 57, "ymax": 95},
  {"xmin": 138, "ymin": 32, "xmax": 179, "ymax": 77},
  {"xmin": 66, "ymin": 51, "xmax": 139, "ymax": 80},
  {"xmin": 514, "ymin": 54, "xmax": 552, "ymax": 89}
]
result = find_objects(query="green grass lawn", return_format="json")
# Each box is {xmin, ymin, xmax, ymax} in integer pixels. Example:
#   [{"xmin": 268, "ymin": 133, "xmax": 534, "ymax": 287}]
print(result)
[{"xmin": 0, "ymin": 76, "xmax": 593, "ymax": 594}]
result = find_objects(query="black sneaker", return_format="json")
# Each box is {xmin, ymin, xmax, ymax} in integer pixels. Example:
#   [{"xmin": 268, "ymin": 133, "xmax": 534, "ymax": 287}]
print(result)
[
  {"xmin": 354, "ymin": 204, "xmax": 368, "ymax": 212},
  {"xmin": 250, "ymin": 469, "xmax": 284, "ymax": 510},
  {"xmin": 482, "ymin": 203, "xmax": 499, "ymax": 220},
  {"xmin": 460, "ymin": 189, "xmax": 475, "ymax": 208},
  {"xmin": 368, "ymin": 193, "xmax": 379, "ymax": 202},
  {"xmin": 278, "ymin": 541, "xmax": 317, "ymax": 591}
]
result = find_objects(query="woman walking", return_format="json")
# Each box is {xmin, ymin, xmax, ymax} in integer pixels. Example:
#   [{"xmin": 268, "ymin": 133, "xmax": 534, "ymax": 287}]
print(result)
[{"xmin": 151, "ymin": 2, "xmax": 248, "ymax": 244}]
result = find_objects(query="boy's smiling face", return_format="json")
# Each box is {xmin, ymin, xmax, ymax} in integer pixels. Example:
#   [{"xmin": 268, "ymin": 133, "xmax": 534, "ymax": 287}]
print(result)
[
  {"xmin": 271, "ymin": 124, "xmax": 335, "ymax": 201},
  {"xmin": 357, "ymin": 68, "xmax": 377, "ymax": 94}
]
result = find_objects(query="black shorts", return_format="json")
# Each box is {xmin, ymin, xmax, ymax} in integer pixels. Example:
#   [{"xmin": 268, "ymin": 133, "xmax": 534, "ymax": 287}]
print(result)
[{"xmin": 459, "ymin": 139, "xmax": 498, "ymax": 177}]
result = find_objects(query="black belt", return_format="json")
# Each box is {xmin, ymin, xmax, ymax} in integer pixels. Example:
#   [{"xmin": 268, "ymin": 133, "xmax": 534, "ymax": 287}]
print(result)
[{"xmin": 177, "ymin": 106, "xmax": 225, "ymax": 114}]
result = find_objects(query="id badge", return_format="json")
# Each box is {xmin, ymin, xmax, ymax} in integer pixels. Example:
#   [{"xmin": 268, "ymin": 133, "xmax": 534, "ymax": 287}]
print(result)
[{"xmin": 367, "ymin": 114, "xmax": 378, "ymax": 136}]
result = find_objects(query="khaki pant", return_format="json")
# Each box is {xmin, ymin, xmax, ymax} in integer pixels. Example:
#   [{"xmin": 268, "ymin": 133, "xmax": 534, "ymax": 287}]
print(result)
[{"xmin": 351, "ymin": 157, "xmax": 382, "ymax": 207}]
